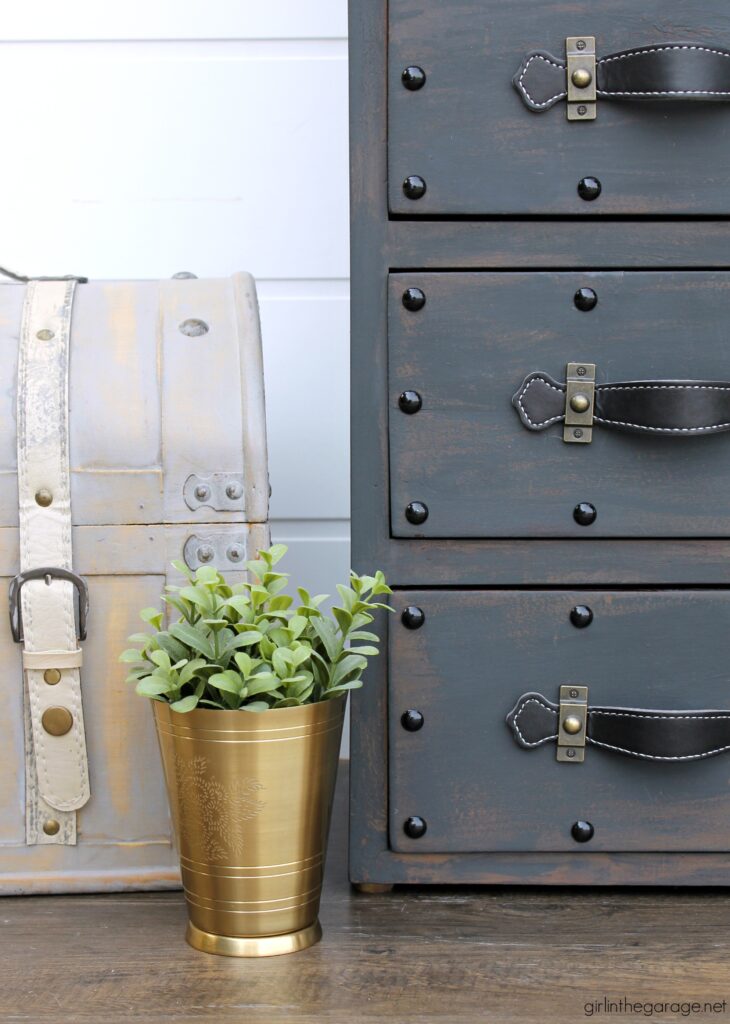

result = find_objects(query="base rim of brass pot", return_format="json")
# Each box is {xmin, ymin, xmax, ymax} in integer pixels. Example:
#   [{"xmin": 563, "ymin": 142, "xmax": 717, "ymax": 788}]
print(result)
[{"xmin": 186, "ymin": 919, "xmax": 323, "ymax": 958}]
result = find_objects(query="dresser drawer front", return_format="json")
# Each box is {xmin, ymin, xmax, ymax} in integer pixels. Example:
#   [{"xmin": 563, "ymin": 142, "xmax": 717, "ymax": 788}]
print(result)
[
  {"xmin": 389, "ymin": 270, "xmax": 730, "ymax": 539},
  {"xmin": 388, "ymin": 0, "xmax": 730, "ymax": 215},
  {"xmin": 389, "ymin": 589, "xmax": 730, "ymax": 854}
]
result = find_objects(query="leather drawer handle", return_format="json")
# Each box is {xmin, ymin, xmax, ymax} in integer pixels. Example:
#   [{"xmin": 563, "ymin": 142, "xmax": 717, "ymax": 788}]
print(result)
[
  {"xmin": 513, "ymin": 371, "xmax": 730, "ymax": 437},
  {"xmin": 514, "ymin": 41, "xmax": 730, "ymax": 113},
  {"xmin": 507, "ymin": 691, "xmax": 730, "ymax": 762}
]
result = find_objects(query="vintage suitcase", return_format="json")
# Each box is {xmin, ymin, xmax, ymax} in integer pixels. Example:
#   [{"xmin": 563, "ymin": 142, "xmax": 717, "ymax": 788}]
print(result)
[
  {"xmin": 349, "ymin": 0, "xmax": 730, "ymax": 887},
  {"xmin": 0, "ymin": 272, "xmax": 269, "ymax": 893}
]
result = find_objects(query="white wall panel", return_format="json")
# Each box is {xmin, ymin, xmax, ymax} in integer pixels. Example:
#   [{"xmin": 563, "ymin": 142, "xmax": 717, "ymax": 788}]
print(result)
[
  {"xmin": 0, "ymin": 2, "xmax": 347, "ymax": 40},
  {"xmin": 0, "ymin": 42, "xmax": 348, "ymax": 280}
]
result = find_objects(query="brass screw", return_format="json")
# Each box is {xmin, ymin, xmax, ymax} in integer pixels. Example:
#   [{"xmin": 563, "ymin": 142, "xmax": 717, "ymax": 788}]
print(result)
[
  {"xmin": 44, "ymin": 668, "xmax": 61, "ymax": 686},
  {"xmin": 576, "ymin": 39, "xmax": 586, "ymax": 51},
  {"xmin": 573, "ymin": 429, "xmax": 584, "ymax": 439},
  {"xmin": 566, "ymin": 749, "xmax": 576, "ymax": 758},
  {"xmin": 570, "ymin": 393, "xmax": 590, "ymax": 413},
  {"xmin": 577, "ymin": 105, "xmax": 587, "ymax": 116},
  {"xmin": 569, "ymin": 689, "xmax": 579, "ymax": 698},
  {"xmin": 35, "ymin": 488, "xmax": 53, "ymax": 507},
  {"xmin": 571, "ymin": 68, "xmax": 592, "ymax": 88},
  {"xmin": 563, "ymin": 715, "xmax": 583, "ymax": 735},
  {"xmin": 576, "ymin": 366, "xmax": 587, "ymax": 376},
  {"xmin": 43, "ymin": 819, "xmax": 60, "ymax": 836}
]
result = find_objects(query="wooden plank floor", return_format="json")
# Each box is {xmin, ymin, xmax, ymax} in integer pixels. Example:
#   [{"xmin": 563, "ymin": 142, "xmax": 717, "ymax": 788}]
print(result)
[{"xmin": 2, "ymin": 765, "xmax": 730, "ymax": 1024}]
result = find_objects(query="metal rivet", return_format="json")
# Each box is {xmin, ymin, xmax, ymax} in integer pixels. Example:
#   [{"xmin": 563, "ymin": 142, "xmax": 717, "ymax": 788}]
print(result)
[
  {"xmin": 401, "ymin": 709, "xmax": 425, "ymax": 732},
  {"xmin": 194, "ymin": 484, "xmax": 211, "ymax": 502},
  {"xmin": 36, "ymin": 328, "xmax": 54, "ymax": 341},
  {"xmin": 573, "ymin": 502, "xmax": 597, "ymax": 526},
  {"xmin": 576, "ymin": 39, "xmax": 586, "ymax": 51},
  {"xmin": 403, "ymin": 816, "xmax": 427, "ymax": 839},
  {"xmin": 578, "ymin": 176, "xmax": 602, "ymax": 201},
  {"xmin": 227, "ymin": 544, "xmax": 244, "ymax": 563},
  {"xmin": 403, "ymin": 175, "xmax": 427, "ymax": 200},
  {"xmin": 573, "ymin": 429, "xmax": 583, "ymax": 439},
  {"xmin": 172, "ymin": 271, "xmax": 198, "ymax": 279},
  {"xmin": 179, "ymin": 318, "xmax": 209, "ymax": 337},
  {"xmin": 569, "ymin": 689, "xmax": 579, "ymax": 699},
  {"xmin": 574, "ymin": 288, "xmax": 598, "ymax": 312},
  {"xmin": 196, "ymin": 544, "xmax": 215, "ymax": 564},
  {"xmin": 571, "ymin": 67, "xmax": 593, "ymax": 88},
  {"xmin": 571, "ymin": 820, "xmax": 595, "ymax": 843},
  {"xmin": 35, "ymin": 488, "xmax": 53, "ymax": 508},
  {"xmin": 401, "ymin": 66, "xmax": 426, "ymax": 90},
  {"xmin": 402, "ymin": 287, "xmax": 426, "ymax": 312},
  {"xmin": 566, "ymin": 749, "xmax": 576, "ymax": 759},
  {"xmin": 563, "ymin": 715, "xmax": 582, "ymax": 735},
  {"xmin": 405, "ymin": 501, "xmax": 428, "ymax": 525},
  {"xmin": 569, "ymin": 393, "xmax": 590, "ymax": 414},
  {"xmin": 42, "ymin": 706, "xmax": 73, "ymax": 736},
  {"xmin": 399, "ymin": 390, "xmax": 422, "ymax": 414},
  {"xmin": 570, "ymin": 605, "xmax": 594, "ymax": 629},
  {"xmin": 43, "ymin": 819, "xmax": 60, "ymax": 836},
  {"xmin": 225, "ymin": 481, "xmax": 243, "ymax": 501},
  {"xmin": 44, "ymin": 669, "xmax": 61, "ymax": 686},
  {"xmin": 576, "ymin": 365, "xmax": 587, "ymax": 376},
  {"xmin": 576, "ymin": 104, "xmax": 588, "ymax": 116},
  {"xmin": 401, "ymin": 606, "xmax": 425, "ymax": 630}
]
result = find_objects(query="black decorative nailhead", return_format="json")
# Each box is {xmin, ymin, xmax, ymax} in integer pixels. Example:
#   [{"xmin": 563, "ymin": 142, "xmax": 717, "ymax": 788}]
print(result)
[
  {"xmin": 573, "ymin": 502, "xmax": 597, "ymax": 526},
  {"xmin": 404, "ymin": 816, "xmax": 427, "ymax": 839},
  {"xmin": 405, "ymin": 501, "xmax": 429, "ymax": 525},
  {"xmin": 403, "ymin": 175, "xmax": 427, "ymax": 200},
  {"xmin": 570, "ymin": 605, "xmax": 594, "ymax": 629},
  {"xmin": 402, "ymin": 287, "xmax": 426, "ymax": 312},
  {"xmin": 577, "ymin": 176, "xmax": 602, "ymax": 201},
  {"xmin": 398, "ymin": 390, "xmax": 422, "ymax": 414},
  {"xmin": 401, "ymin": 709, "xmax": 424, "ymax": 732},
  {"xmin": 402, "ymin": 66, "xmax": 426, "ymax": 90},
  {"xmin": 574, "ymin": 287, "xmax": 598, "ymax": 312},
  {"xmin": 571, "ymin": 820, "xmax": 595, "ymax": 843},
  {"xmin": 401, "ymin": 605, "xmax": 425, "ymax": 630}
]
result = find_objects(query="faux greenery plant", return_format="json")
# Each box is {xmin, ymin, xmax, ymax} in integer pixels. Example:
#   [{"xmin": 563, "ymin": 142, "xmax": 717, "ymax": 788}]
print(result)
[{"xmin": 120, "ymin": 544, "xmax": 393, "ymax": 713}]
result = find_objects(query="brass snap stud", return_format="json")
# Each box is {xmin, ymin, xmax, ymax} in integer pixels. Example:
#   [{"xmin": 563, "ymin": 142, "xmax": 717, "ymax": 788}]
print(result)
[
  {"xmin": 36, "ymin": 328, "xmax": 55, "ymax": 342},
  {"xmin": 41, "ymin": 706, "xmax": 73, "ymax": 736},
  {"xmin": 563, "ymin": 715, "xmax": 583, "ymax": 735},
  {"xmin": 43, "ymin": 819, "xmax": 60, "ymax": 836},
  {"xmin": 571, "ymin": 67, "xmax": 593, "ymax": 88},
  {"xmin": 569, "ymin": 393, "xmax": 591, "ymax": 413},
  {"xmin": 43, "ymin": 668, "xmax": 61, "ymax": 685},
  {"xmin": 35, "ymin": 488, "xmax": 53, "ymax": 507}
]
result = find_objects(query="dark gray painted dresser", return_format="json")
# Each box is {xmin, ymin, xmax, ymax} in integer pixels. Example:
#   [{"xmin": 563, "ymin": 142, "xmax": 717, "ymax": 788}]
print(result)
[{"xmin": 349, "ymin": 0, "xmax": 730, "ymax": 887}]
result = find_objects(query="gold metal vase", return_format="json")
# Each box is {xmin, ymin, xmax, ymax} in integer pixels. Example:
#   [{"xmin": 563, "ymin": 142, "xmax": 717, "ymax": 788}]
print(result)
[{"xmin": 152, "ymin": 695, "xmax": 345, "ymax": 957}]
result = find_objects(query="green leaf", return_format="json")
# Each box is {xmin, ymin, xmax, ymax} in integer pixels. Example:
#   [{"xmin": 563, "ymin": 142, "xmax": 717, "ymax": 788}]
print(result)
[
  {"xmin": 179, "ymin": 585, "xmax": 216, "ymax": 613},
  {"xmin": 179, "ymin": 659, "xmax": 207, "ymax": 686},
  {"xmin": 195, "ymin": 565, "xmax": 220, "ymax": 585},
  {"xmin": 140, "ymin": 607, "xmax": 163, "ymax": 630},
  {"xmin": 331, "ymin": 654, "xmax": 367, "ymax": 687},
  {"xmin": 332, "ymin": 606, "xmax": 353, "ymax": 635},
  {"xmin": 120, "ymin": 648, "xmax": 144, "ymax": 663},
  {"xmin": 346, "ymin": 646, "xmax": 379, "ymax": 657},
  {"xmin": 311, "ymin": 617, "xmax": 340, "ymax": 662},
  {"xmin": 149, "ymin": 650, "xmax": 172, "ymax": 671},
  {"xmin": 267, "ymin": 544, "xmax": 288, "ymax": 566},
  {"xmin": 170, "ymin": 694, "xmax": 200, "ymax": 713},
  {"xmin": 272, "ymin": 648, "xmax": 293, "ymax": 679},
  {"xmin": 127, "ymin": 632, "xmax": 153, "ymax": 646},
  {"xmin": 324, "ymin": 681, "xmax": 363, "ymax": 695},
  {"xmin": 169, "ymin": 621, "xmax": 215, "ymax": 659},
  {"xmin": 208, "ymin": 671, "xmax": 242, "ymax": 696},
  {"xmin": 171, "ymin": 559, "xmax": 195, "ymax": 582},
  {"xmin": 240, "ymin": 701, "xmax": 270, "ymax": 713},
  {"xmin": 136, "ymin": 677, "xmax": 172, "ymax": 697},
  {"xmin": 155, "ymin": 632, "xmax": 190, "ymax": 662},
  {"xmin": 349, "ymin": 631, "xmax": 380, "ymax": 642},
  {"xmin": 245, "ymin": 672, "xmax": 279, "ymax": 697},
  {"xmin": 220, "ymin": 631, "xmax": 263, "ymax": 655}
]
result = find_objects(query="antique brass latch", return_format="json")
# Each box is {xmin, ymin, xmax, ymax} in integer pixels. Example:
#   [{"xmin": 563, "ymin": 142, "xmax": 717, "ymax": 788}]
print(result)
[
  {"xmin": 566, "ymin": 36, "xmax": 596, "ymax": 121},
  {"xmin": 557, "ymin": 685, "xmax": 588, "ymax": 763},
  {"xmin": 564, "ymin": 362, "xmax": 595, "ymax": 443}
]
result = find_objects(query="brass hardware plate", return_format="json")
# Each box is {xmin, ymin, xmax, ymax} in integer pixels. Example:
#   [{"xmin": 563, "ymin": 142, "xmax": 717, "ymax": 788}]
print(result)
[
  {"xmin": 563, "ymin": 362, "xmax": 595, "ymax": 444},
  {"xmin": 566, "ymin": 36, "xmax": 596, "ymax": 121},
  {"xmin": 557, "ymin": 685, "xmax": 588, "ymax": 763}
]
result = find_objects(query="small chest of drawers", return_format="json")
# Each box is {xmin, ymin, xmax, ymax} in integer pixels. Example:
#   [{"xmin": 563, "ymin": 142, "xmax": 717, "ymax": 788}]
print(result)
[{"xmin": 350, "ymin": 0, "xmax": 730, "ymax": 886}]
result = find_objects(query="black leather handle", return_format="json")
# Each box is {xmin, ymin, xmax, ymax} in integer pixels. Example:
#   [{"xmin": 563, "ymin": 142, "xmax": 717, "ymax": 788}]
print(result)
[
  {"xmin": 514, "ymin": 42, "xmax": 730, "ymax": 112},
  {"xmin": 513, "ymin": 372, "xmax": 730, "ymax": 437},
  {"xmin": 506, "ymin": 692, "xmax": 730, "ymax": 762}
]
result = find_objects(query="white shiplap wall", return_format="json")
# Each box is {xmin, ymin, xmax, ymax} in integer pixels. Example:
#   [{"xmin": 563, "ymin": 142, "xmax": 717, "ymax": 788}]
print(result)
[{"xmin": 0, "ymin": 3, "xmax": 351, "ymax": 608}]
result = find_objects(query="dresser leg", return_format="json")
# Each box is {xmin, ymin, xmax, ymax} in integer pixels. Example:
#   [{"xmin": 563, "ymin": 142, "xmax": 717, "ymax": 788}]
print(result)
[{"xmin": 353, "ymin": 882, "xmax": 394, "ymax": 894}]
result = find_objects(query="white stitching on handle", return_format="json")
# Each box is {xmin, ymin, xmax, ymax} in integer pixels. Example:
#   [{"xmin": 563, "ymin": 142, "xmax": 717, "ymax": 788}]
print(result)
[
  {"xmin": 516, "ymin": 53, "xmax": 567, "ymax": 108},
  {"xmin": 512, "ymin": 697, "xmax": 557, "ymax": 747},
  {"xmin": 588, "ymin": 737, "xmax": 730, "ymax": 762},
  {"xmin": 515, "ymin": 375, "xmax": 564, "ymax": 428}
]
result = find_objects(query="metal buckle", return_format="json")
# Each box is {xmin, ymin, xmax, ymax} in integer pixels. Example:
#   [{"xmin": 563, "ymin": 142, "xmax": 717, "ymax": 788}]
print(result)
[
  {"xmin": 566, "ymin": 36, "xmax": 596, "ymax": 121},
  {"xmin": 9, "ymin": 567, "xmax": 89, "ymax": 644},
  {"xmin": 563, "ymin": 362, "xmax": 595, "ymax": 444},
  {"xmin": 557, "ymin": 685, "xmax": 588, "ymax": 763}
]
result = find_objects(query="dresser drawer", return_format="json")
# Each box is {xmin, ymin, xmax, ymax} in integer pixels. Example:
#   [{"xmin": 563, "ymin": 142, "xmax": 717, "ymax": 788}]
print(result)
[
  {"xmin": 390, "ymin": 270, "xmax": 730, "ymax": 539},
  {"xmin": 389, "ymin": 588, "xmax": 730, "ymax": 854},
  {"xmin": 389, "ymin": 0, "xmax": 730, "ymax": 215}
]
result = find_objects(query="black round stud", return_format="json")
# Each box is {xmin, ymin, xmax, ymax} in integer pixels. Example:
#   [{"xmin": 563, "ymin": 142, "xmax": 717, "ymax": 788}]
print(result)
[
  {"xmin": 403, "ymin": 175, "xmax": 427, "ymax": 200},
  {"xmin": 402, "ymin": 66, "xmax": 426, "ymax": 91},
  {"xmin": 571, "ymin": 820, "xmax": 595, "ymax": 843},
  {"xmin": 573, "ymin": 502, "xmax": 597, "ymax": 526},
  {"xmin": 404, "ymin": 816, "xmax": 427, "ymax": 839},
  {"xmin": 401, "ymin": 605, "xmax": 425, "ymax": 630},
  {"xmin": 402, "ymin": 287, "xmax": 426, "ymax": 312},
  {"xmin": 405, "ymin": 501, "xmax": 429, "ymax": 525},
  {"xmin": 574, "ymin": 287, "xmax": 598, "ymax": 312},
  {"xmin": 401, "ymin": 709, "xmax": 425, "ymax": 732},
  {"xmin": 398, "ymin": 390, "xmax": 422, "ymax": 414},
  {"xmin": 577, "ymin": 176, "xmax": 602, "ymax": 201},
  {"xmin": 570, "ymin": 605, "xmax": 594, "ymax": 629}
]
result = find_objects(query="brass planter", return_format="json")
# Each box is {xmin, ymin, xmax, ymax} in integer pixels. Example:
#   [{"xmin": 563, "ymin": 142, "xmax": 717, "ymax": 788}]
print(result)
[{"xmin": 152, "ymin": 696, "xmax": 345, "ymax": 957}]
